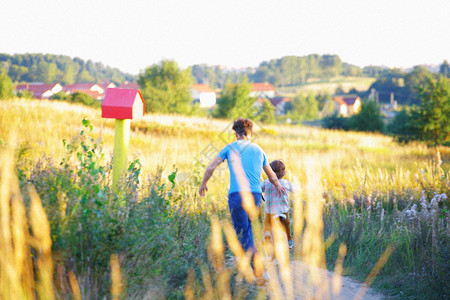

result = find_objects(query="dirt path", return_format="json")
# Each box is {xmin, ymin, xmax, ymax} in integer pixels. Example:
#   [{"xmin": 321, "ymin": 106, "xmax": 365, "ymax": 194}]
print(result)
[{"xmin": 263, "ymin": 259, "xmax": 384, "ymax": 300}]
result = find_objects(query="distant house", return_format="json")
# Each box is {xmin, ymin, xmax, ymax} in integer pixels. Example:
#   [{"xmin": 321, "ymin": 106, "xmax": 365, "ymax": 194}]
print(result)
[
  {"xmin": 64, "ymin": 83, "xmax": 104, "ymax": 100},
  {"xmin": 191, "ymin": 84, "xmax": 216, "ymax": 108},
  {"xmin": 333, "ymin": 95, "xmax": 361, "ymax": 116},
  {"xmin": 98, "ymin": 82, "xmax": 116, "ymax": 92},
  {"xmin": 254, "ymin": 96, "xmax": 292, "ymax": 116},
  {"xmin": 119, "ymin": 82, "xmax": 140, "ymax": 90},
  {"xmin": 16, "ymin": 83, "xmax": 63, "ymax": 99},
  {"xmin": 269, "ymin": 97, "xmax": 292, "ymax": 116},
  {"xmin": 250, "ymin": 83, "xmax": 276, "ymax": 98}
]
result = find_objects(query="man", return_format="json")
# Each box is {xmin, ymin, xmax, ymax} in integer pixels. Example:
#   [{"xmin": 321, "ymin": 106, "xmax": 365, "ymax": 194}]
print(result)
[{"xmin": 199, "ymin": 117, "xmax": 285, "ymax": 254}]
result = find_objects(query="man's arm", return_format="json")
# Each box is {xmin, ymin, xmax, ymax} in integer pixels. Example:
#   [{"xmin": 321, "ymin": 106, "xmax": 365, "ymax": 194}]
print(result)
[
  {"xmin": 199, "ymin": 156, "xmax": 224, "ymax": 196},
  {"xmin": 263, "ymin": 164, "xmax": 286, "ymax": 196}
]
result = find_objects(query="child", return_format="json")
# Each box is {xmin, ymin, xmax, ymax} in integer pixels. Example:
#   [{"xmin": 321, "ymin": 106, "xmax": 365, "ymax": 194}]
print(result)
[{"xmin": 261, "ymin": 160, "xmax": 294, "ymax": 249}]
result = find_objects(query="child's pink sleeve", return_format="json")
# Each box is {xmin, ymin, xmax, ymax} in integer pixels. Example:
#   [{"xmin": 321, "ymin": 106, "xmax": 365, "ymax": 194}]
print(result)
[{"xmin": 288, "ymin": 181, "xmax": 294, "ymax": 193}]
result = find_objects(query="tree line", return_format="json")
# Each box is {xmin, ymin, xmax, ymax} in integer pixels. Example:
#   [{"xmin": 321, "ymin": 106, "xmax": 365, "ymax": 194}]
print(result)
[
  {"xmin": 1, "ymin": 55, "xmax": 448, "ymax": 146},
  {"xmin": 364, "ymin": 64, "xmax": 450, "ymax": 105},
  {"xmin": 0, "ymin": 53, "xmax": 135, "ymax": 85},
  {"xmin": 191, "ymin": 54, "xmax": 400, "ymax": 88}
]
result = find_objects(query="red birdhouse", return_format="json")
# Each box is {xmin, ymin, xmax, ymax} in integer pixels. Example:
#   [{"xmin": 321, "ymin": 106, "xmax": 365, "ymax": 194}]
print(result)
[{"xmin": 102, "ymin": 88, "xmax": 145, "ymax": 119}]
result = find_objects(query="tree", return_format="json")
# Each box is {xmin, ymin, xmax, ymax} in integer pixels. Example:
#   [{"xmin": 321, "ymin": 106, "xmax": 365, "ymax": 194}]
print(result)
[
  {"xmin": 213, "ymin": 76, "xmax": 255, "ymax": 119},
  {"xmin": 413, "ymin": 76, "xmax": 450, "ymax": 146},
  {"xmin": 350, "ymin": 100, "xmax": 384, "ymax": 132},
  {"xmin": 286, "ymin": 93, "xmax": 307, "ymax": 122},
  {"xmin": 286, "ymin": 92, "xmax": 319, "ymax": 122},
  {"xmin": 440, "ymin": 60, "xmax": 449, "ymax": 78},
  {"xmin": 255, "ymin": 99, "xmax": 276, "ymax": 124},
  {"xmin": 368, "ymin": 68, "xmax": 406, "ymax": 104},
  {"xmin": 61, "ymin": 64, "xmax": 75, "ymax": 85},
  {"xmin": 305, "ymin": 92, "xmax": 319, "ymax": 120},
  {"xmin": 0, "ymin": 70, "xmax": 14, "ymax": 100},
  {"xmin": 138, "ymin": 60, "xmax": 193, "ymax": 114},
  {"xmin": 70, "ymin": 92, "xmax": 99, "ymax": 108},
  {"xmin": 387, "ymin": 108, "xmax": 418, "ymax": 143},
  {"xmin": 404, "ymin": 66, "xmax": 433, "ymax": 105},
  {"xmin": 322, "ymin": 113, "xmax": 351, "ymax": 130},
  {"xmin": 8, "ymin": 65, "xmax": 28, "ymax": 82},
  {"xmin": 51, "ymin": 91, "xmax": 70, "ymax": 101},
  {"xmin": 77, "ymin": 68, "xmax": 95, "ymax": 83}
]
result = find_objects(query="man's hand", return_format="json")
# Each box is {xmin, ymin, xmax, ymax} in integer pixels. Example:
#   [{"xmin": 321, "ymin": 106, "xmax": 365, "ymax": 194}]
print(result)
[
  {"xmin": 274, "ymin": 183, "xmax": 286, "ymax": 197},
  {"xmin": 198, "ymin": 156, "xmax": 224, "ymax": 197},
  {"xmin": 199, "ymin": 183, "xmax": 208, "ymax": 196},
  {"xmin": 263, "ymin": 164, "xmax": 287, "ymax": 197}
]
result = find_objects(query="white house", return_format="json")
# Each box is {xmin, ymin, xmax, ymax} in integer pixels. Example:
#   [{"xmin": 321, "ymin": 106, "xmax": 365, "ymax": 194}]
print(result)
[
  {"xmin": 15, "ymin": 83, "xmax": 63, "ymax": 99},
  {"xmin": 250, "ymin": 83, "xmax": 276, "ymax": 98},
  {"xmin": 64, "ymin": 83, "xmax": 105, "ymax": 100},
  {"xmin": 191, "ymin": 84, "xmax": 216, "ymax": 108},
  {"xmin": 333, "ymin": 95, "xmax": 361, "ymax": 116}
]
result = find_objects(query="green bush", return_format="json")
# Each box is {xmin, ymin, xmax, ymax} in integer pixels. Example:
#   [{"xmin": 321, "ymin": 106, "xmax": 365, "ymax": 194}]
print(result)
[
  {"xmin": 16, "ymin": 89, "xmax": 34, "ymax": 99},
  {"xmin": 18, "ymin": 119, "xmax": 214, "ymax": 298},
  {"xmin": 349, "ymin": 100, "xmax": 384, "ymax": 132},
  {"xmin": 386, "ymin": 108, "xmax": 418, "ymax": 143},
  {"xmin": 322, "ymin": 113, "xmax": 351, "ymax": 130},
  {"xmin": 51, "ymin": 91, "xmax": 101, "ymax": 108}
]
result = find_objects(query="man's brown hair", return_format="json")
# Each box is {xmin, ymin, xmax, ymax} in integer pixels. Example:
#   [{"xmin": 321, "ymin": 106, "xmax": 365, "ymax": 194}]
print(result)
[
  {"xmin": 232, "ymin": 118, "xmax": 253, "ymax": 137},
  {"xmin": 270, "ymin": 160, "xmax": 286, "ymax": 179}
]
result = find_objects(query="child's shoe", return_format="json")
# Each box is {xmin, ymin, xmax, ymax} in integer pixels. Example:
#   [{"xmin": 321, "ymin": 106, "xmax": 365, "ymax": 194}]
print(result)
[{"xmin": 288, "ymin": 240, "xmax": 294, "ymax": 249}]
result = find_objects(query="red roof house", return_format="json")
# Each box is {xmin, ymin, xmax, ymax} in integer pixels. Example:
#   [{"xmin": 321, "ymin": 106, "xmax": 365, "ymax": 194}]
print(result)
[
  {"xmin": 254, "ymin": 96, "xmax": 292, "ymax": 116},
  {"xmin": 250, "ymin": 83, "xmax": 275, "ymax": 98},
  {"xmin": 15, "ymin": 83, "xmax": 63, "ymax": 99},
  {"xmin": 64, "ymin": 83, "xmax": 104, "ymax": 100},
  {"xmin": 119, "ymin": 82, "xmax": 140, "ymax": 90},
  {"xmin": 333, "ymin": 95, "xmax": 361, "ymax": 116},
  {"xmin": 99, "ymin": 82, "xmax": 116, "ymax": 92},
  {"xmin": 191, "ymin": 84, "xmax": 216, "ymax": 108}
]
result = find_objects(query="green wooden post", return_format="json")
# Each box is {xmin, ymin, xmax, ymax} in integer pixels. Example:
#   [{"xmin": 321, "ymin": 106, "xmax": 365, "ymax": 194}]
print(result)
[
  {"xmin": 102, "ymin": 88, "xmax": 145, "ymax": 193},
  {"xmin": 112, "ymin": 119, "xmax": 131, "ymax": 190}
]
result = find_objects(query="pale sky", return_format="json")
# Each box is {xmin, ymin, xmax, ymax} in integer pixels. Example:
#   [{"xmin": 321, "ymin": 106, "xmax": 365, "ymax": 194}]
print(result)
[{"xmin": 1, "ymin": 0, "xmax": 449, "ymax": 75}]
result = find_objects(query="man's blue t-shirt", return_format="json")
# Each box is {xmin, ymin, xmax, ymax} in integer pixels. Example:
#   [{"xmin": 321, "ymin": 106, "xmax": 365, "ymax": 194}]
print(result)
[{"xmin": 218, "ymin": 140, "xmax": 269, "ymax": 194}]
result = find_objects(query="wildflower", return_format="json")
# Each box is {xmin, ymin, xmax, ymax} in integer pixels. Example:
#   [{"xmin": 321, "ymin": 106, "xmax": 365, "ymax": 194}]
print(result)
[
  {"xmin": 419, "ymin": 191, "xmax": 427, "ymax": 210},
  {"xmin": 404, "ymin": 204, "xmax": 417, "ymax": 220}
]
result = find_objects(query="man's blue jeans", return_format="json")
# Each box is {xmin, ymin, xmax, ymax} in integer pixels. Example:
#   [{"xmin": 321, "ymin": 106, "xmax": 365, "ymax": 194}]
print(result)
[{"xmin": 228, "ymin": 192, "xmax": 262, "ymax": 252}]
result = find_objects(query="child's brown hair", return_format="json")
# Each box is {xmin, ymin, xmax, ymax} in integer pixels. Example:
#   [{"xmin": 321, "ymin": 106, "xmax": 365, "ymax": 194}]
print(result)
[{"xmin": 270, "ymin": 160, "xmax": 286, "ymax": 179}]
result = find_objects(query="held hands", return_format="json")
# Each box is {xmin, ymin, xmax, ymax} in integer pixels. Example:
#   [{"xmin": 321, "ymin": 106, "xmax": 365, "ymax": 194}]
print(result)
[{"xmin": 275, "ymin": 182, "xmax": 286, "ymax": 197}]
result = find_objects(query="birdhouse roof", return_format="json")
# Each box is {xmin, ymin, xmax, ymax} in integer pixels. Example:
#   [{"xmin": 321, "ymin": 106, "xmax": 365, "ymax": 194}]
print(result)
[{"xmin": 102, "ymin": 88, "xmax": 145, "ymax": 119}]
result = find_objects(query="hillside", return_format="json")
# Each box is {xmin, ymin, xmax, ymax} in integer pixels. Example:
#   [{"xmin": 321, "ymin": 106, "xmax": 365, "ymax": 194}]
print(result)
[
  {"xmin": 0, "ymin": 53, "xmax": 136, "ymax": 85},
  {"xmin": 276, "ymin": 76, "xmax": 376, "ymax": 96}
]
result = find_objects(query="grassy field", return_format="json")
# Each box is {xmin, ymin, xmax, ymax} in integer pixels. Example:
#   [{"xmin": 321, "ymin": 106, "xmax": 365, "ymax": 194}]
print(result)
[
  {"xmin": 277, "ymin": 76, "xmax": 376, "ymax": 96},
  {"xmin": 0, "ymin": 98, "xmax": 449, "ymax": 299}
]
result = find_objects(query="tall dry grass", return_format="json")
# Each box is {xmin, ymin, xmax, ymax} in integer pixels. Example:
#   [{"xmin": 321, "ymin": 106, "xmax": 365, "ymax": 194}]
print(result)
[
  {"xmin": 1, "ymin": 98, "xmax": 448, "ymax": 298},
  {"xmin": 0, "ymin": 132, "xmax": 125, "ymax": 299}
]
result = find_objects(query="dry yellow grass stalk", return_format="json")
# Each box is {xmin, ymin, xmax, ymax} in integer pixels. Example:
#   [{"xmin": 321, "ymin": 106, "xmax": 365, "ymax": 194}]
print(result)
[
  {"xmin": 354, "ymin": 244, "xmax": 395, "ymax": 300},
  {"xmin": 110, "ymin": 253, "xmax": 123, "ymax": 300},
  {"xmin": 208, "ymin": 215, "xmax": 225, "ymax": 272},
  {"xmin": 223, "ymin": 220, "xmax": 255, "ymax": 283},
  {"xmin": 332, "ymin": 243, "xmax": 347, "ymax": 295},
  {"xmin": 183, "ymin": 269, "xmax": 196, "ymax": 300},
  {"xmin": 11, "ymin": 194, "xmax": 35, "ymax": 300},
  {"xmin": 28, "ymin": 184, "xmax": 55, "ymax": 300},
  {"xmin": 0, "ymin": 133, "xmax": 54, "ymax": 299},
  {"xmin": 0, "ymin": 133, "xmax": 22, "ymax": 299},
  {"xmin": 68, "ymin": 271, "xmax": 82, "ymax": 300}
]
